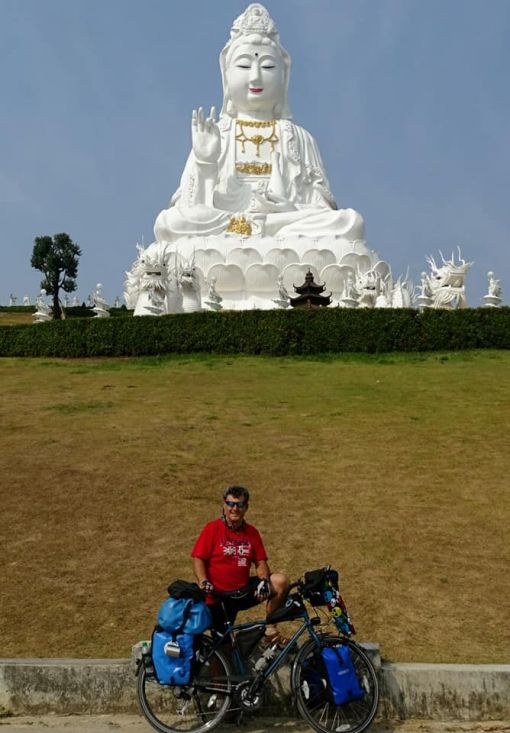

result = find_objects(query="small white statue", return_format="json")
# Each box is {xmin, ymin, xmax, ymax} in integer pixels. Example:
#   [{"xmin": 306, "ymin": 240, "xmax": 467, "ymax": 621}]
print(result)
[
  {"xmin": 204, "ymin": 276, "xmax": 223, "ymax": 312},
  {"xmin": 124, "ymin": 242, "xmax": 146, "ymax": 309},
  {"xmin": 416, "ymin": 271, "xmax": 433, "ymax": 309},
  {"xmin": 179, "ymin": 258, "xmax": 202, "ymax": 313},
  {"xmin": 418, "ymin": 271, "xmax": 432, "ymax": 298},
  {"xmin": 22, "ymin": 294, "xmax": 31, "ymax": 306},
  {"xmin": 483, "ymin": 271, "xmax": 503, "ymax": 307},
  {"xmin": 272, "ymin": 275, "xmax": 289, "ymax": 309},
  {"xmin": 133, "ymin": 247, "xmax": 172, "ymax": 316},
  {"xmin": 92, "ymin": 283, "xmax": 111, "ymax": 318},
  {"xmin": 63, "ymin": 293, "xmax": 70, "ymax": 308},
  {"xmin": 71, "ymin": 295, "xmax": 80, "ymax": 307},
  {"xmin": 374, "ymin": 290, "xmax": 390, "ymax": 308},
  {"xmin": 339, "ymin": 272, "xmax": 359, "ymax": 308},
  {"xmin": 357, "ymin": 270, "xmax": 379, "ymax": 308},
  {"xmin": 425, "ymin": 248, "xmax": 472, "ymax": 309},
  {"xmin": 390, "ymin": 274, "xmax": 414, "ymax": 308},
  {"xmin": 33, "ymin": 289, "xmax": 52, "ymax": 323},
  {"xmin": 8, "ymin": 293, "xmax": 17, "ymax": 306},
  {"xmin": 113, "ymin": 296, "xmax": 121, "ymax": 308}
]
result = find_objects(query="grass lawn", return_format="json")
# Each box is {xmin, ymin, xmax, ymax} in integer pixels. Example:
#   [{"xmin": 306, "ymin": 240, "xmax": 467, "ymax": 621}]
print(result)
[
  {"xmin": 0, "ymin": 312, "xmax": 34, "ymax": 326},
  {"xmin": 0, "ymin": 351, "xmax": 509, "ymax": 663}
]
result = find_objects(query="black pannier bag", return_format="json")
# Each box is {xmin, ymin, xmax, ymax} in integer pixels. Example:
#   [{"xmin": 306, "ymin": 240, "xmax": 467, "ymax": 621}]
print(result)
[
  {"xmin": 167, "ymin": 579, "xmax": 206, "ymax": 603},
  {"xmin": 302, "ymin": 567, "xmax": 339, "ymax": 606}
]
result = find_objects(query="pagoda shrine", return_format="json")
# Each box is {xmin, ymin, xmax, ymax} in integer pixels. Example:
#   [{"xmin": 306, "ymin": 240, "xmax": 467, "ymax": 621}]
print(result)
[{"xmin": 290, "ymin": 270, "xmax": 332, "ymax": 309}]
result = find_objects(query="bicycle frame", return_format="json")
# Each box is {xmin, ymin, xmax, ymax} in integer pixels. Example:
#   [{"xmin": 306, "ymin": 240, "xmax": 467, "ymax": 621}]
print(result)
[{"xmin": 201, "ymin": 596, "xmax": 325, "ymax": 691}]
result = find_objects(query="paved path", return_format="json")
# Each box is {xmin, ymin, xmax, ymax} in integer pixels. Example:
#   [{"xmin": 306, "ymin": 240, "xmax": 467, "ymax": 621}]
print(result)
[{"xmin": 1, "ymin": 716, "xmax": 509, "ymax": 733}]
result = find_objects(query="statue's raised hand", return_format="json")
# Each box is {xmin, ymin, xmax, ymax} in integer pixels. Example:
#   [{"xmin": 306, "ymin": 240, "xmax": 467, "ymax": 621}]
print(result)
[{"xmin": 192, "ymin": 106, "xmax": 221, "ymax": 164}]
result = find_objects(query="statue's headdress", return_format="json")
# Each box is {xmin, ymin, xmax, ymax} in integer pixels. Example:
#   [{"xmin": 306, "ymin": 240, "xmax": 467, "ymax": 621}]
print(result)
[
  {"xmin": 219, "ymin": 3, "xmax": 292, "ymax": 119},
  {"xmin": 231, "ymin": 3, "xmax": 277, "ymax": 37}
]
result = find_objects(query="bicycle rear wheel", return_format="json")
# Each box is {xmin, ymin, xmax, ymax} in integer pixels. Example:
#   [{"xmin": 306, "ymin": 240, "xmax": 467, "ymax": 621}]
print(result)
[
  {"xmin": 137, "ymin": 641, "xmax": 232, "ymax": 733},
  {"xmin": 293, "ymin": 635, "xmax": 378, "ymax": 733}
]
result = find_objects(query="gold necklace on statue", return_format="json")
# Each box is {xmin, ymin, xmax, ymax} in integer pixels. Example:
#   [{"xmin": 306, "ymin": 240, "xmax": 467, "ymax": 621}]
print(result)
[{"xmin": 235, "ymin": 119, "xmax": 278, "ymax": 157}]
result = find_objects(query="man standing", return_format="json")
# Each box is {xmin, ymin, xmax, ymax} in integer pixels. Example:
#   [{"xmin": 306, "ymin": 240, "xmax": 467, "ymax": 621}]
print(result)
[{"xmin": 191, "ymin": 486, "xmax": 290, "ymax": 645}]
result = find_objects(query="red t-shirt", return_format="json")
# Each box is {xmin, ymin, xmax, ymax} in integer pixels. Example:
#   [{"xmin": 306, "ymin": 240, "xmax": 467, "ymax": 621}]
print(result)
[{"xmin": 191, "ymin": 518, "xmax": 267, "ymax": 598}]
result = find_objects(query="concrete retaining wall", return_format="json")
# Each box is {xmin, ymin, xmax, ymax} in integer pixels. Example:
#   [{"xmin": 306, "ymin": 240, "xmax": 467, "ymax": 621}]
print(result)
[
  {"xmin": 1, "ymin": 654, "xmax": 509, "ymax": 721},
  {"xmin": 0, "ymin": 659, "xmax": 134, "ymax": 715},
  {"xmin": 379, "ymin": 662, "xmax": 510, "ymax": 721}
]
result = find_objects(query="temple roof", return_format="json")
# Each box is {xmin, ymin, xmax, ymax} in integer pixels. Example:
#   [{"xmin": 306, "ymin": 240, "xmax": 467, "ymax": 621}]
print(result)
[{"xmin": 290, "ymin": 270, "xmax": 332, "ymax": 308}]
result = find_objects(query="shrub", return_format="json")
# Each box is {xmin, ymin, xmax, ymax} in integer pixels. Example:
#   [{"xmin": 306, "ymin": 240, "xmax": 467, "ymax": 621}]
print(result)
[{"xmin": 0, "ymin": 308, "xmax": 508, "ymax": 358}]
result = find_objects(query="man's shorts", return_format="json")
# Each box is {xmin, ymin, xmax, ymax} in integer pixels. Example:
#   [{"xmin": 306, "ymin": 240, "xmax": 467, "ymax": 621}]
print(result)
[{"xmin": 209, "ymin": 576, "xmax": 267, "ymax": 631}]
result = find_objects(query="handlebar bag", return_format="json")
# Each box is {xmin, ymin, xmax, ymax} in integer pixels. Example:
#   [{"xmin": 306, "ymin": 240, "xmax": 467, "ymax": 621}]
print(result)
[
  {"xmin": 302, "ymin": 568, "xmax": 339, "ymax": 606},
  {"xmin": 151, "ymin": 628, "xmax": 194, "ymax": 686},
  {"xmin": 157, "ymin": 597, "xmax": 212, "ymax": 635},
  {"xmin": 321, "ymin": 644, "xmax": 364, "ymax": 705}
]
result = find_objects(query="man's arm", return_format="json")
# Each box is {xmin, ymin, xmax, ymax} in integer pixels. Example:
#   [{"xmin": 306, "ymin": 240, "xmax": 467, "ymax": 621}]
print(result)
[
  {"xmin": 192, "ymin": 556, "xmax": 214, "ymax": 593},
  {"xmin": 254, "ymin": 559, "xmax": 271, "ymax": 581},
  {"xmin": 192, "ymin": 557, "xmax": 209, "ymax": 585}
]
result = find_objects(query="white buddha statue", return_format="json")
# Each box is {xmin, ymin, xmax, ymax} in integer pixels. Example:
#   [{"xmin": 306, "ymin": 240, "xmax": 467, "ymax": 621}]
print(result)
[{"xmin": 154, "ymin": 3, "xmax": 364, "ymax": 242}]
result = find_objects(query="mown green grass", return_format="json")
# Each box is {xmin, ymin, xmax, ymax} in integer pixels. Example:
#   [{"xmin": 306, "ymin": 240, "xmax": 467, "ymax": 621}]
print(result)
[{"xmin": 0, "ymin": 351, "xmax": 509, "ymax": 663}]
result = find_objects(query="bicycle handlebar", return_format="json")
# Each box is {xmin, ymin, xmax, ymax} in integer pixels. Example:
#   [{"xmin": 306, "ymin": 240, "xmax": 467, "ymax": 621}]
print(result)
[
  {"xmin": 208, "ymin": 578, "xmax": 304, "ymax": 599},
  {"xmin": 205, "ymin": 566, "xmax": 329, "ymax": 599}
]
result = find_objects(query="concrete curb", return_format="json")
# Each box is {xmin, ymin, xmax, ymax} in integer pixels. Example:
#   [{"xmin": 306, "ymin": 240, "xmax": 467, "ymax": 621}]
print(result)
[
  {"xmin": 379, "ymin": 662, "xmax": 510, "ymax": 721},
  {"xmin": 0, "ymin": 655, "xmax": 509, "ymax": 721}
]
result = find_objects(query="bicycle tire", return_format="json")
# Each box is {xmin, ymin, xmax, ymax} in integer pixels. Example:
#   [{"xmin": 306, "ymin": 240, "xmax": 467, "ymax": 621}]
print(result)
[
  {"xmin": 137, "ymin": 640, "xmax": 232, "ymax": 733},
  {"xmin": 292, "ymin": 635, "xmax": 379, "ymax": 733}
]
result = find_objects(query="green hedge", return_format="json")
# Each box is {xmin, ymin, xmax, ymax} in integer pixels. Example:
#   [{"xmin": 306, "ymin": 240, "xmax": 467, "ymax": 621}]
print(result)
[
  {"xmin": 0, "ymin": 308, "xmax": 509, "ymax": 357},
  {"xmin": 0, "ymin": 305, "xmax": 35, "ymax": 313}
]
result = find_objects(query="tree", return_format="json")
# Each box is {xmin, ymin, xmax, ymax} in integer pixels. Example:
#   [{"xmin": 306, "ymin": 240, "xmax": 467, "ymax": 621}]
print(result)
[{"xmin": 31, "ymin": 233, "xmax": 81, "ymax": 320}]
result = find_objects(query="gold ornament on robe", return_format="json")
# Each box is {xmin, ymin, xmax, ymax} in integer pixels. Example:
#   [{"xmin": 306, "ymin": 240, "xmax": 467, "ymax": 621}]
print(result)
[
  {"xmin": 235, "ymin": 119, "xmax": 278, "ymax": 157},
  {"xmin": 226, "ymin": 214, "xmax": 252, "ymax": 236},
  {"xmin": 235, "ymin": 162, "xmax": 272, "ymax": 175}
]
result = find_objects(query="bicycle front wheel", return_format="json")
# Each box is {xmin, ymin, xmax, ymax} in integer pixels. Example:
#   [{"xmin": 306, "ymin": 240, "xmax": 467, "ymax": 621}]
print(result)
[
  {"xmin": 137, "ymin": 642, "xmax": 232, "ymax": 733},
  {"xmin": 293, "ymin": 635, "xmax": 379, "ymax": 733}
]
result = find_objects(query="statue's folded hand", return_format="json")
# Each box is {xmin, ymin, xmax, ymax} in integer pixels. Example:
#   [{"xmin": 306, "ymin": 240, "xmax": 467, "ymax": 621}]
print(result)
[
  {"xmin": 251, "ymin": 188, "xmax": 296, "ymax": 213},
  {"xmin": 191, "ymin": 106, "xmax": 221, "ymax": 165}
]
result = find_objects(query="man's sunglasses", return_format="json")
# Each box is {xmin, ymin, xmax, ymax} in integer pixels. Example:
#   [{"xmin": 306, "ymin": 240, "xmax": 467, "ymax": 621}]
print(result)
[{"xmin": 224, "ymin": 500, "xmax": 248, "ymax": 509}]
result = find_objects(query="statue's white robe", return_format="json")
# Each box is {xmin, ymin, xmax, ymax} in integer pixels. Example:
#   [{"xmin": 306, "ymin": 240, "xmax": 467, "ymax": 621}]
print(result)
[{"xmin": 154, "ymin": 118, "xmax": 363, "ymax": 241}]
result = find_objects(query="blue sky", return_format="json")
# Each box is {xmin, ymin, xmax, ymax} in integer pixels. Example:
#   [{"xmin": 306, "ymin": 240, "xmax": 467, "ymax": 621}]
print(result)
[{"xmin": 1, "ymin": 0, "xmax": 509, "ymax": 306}]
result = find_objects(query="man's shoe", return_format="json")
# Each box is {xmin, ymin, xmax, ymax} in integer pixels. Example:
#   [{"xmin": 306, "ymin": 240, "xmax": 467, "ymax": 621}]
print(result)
[{"xmin": 260, "ymin": 630, "xmax": 290, "ymax": 648}]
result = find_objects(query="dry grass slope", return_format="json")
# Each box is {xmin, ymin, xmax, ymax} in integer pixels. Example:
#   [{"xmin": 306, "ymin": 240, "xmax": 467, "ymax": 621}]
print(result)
[{"xmin": 1, "ymin": 352, "xmax": 509, "ymax": 662}]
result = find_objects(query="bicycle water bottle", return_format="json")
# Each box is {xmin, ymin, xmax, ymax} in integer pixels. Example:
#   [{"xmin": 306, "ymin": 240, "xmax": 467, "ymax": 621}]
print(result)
[{"xmin": 253, "ymin": 642, "xmax": 278, "ymax": 672}]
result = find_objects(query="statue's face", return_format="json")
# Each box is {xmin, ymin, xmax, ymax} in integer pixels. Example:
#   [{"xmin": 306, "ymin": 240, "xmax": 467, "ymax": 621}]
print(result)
[{"xmin": 226, "ymin": 42, "xmax": 285, "ymax": 116}]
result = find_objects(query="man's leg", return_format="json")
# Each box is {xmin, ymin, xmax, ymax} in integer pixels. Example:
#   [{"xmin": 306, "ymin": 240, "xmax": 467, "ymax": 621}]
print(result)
[{"xmin": 265, "ymin": 572, "xmax": 290, "ymax": 639}]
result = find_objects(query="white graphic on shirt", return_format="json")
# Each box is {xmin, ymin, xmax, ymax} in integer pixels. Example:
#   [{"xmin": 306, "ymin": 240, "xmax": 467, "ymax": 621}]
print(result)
[
  {"xmin": 222, "ymin": 540, "xmax": 252, "ymax": 566},
  {"xmin": 237, "ymin": 542, "xmax": 251, "ymax": 557}
]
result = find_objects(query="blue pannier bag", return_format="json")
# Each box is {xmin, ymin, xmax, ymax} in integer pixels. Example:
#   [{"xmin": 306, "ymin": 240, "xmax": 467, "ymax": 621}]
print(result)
[
  {"xmin": 151, "ymin": 628, "xmax": 194, "ymax": 686},
  {"xmin": 301, "ymin": 657, "xmax": 327, "ymax": 706},
  {"xmin": 321, "ymin": 645, "xmax": 364, "ymax": 705},
  {"xmin": 157, "ymin": 597, "xmax": 212, "ymax": 635}
]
